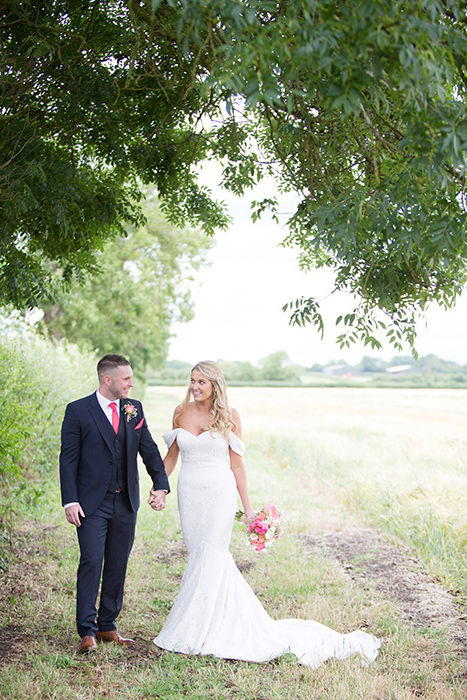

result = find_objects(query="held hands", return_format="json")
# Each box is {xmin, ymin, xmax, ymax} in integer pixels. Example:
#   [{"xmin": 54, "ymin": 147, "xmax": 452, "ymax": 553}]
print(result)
[
  {"xmin": 148, "ymin": 489, "xmax": 166, "ymax": 511},
  {"xmin": 65, "ymin": 504, "xmax": 85, "ymax": 527}
]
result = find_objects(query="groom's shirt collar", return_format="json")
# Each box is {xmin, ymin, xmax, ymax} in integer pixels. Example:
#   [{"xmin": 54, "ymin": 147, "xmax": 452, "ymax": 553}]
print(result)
[{"xmin": 96, "ymin": 389, "xmax": 120, "ymax": 425}]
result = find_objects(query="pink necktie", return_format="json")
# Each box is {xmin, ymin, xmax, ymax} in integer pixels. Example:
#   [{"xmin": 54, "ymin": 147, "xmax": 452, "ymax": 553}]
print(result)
[{"xmin": 109, "ymin": 402, "xmax": 119, "ymax": 434}]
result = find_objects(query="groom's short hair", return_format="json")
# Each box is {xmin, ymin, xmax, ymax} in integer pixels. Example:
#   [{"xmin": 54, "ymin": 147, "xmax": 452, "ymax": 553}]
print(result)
[{"xmin": 97, "ymin": 354, "xmax": 131, "ymax": 381}]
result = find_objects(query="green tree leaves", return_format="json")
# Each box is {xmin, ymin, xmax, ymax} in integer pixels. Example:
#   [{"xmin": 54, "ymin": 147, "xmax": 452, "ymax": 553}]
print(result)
[
  {"xmin": 3, "ymin": 1, "xmax": 467, "ymax": 352},
  {"xmin": 0, "ymin": 0, "xmax": 226, "ymax": 306},
  {"xmin": 34, "ymin": 196, "xmax": 213, "ymax": 380}
]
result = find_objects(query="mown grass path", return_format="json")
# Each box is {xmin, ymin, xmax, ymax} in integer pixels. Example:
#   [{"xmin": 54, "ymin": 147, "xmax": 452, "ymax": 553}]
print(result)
[{"xmin": 1, "ymin": 386, "xmax": 466, "ymax": 699}]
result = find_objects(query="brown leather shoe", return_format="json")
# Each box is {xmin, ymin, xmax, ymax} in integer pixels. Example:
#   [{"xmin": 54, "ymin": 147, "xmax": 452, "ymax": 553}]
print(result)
[
  {"xmin": 96, "ymin": 630, "xmax": 135, "ymax": 646},
  {"xmin": 78, "ymin": 635, "xmax": 97, "ymax": 653}
]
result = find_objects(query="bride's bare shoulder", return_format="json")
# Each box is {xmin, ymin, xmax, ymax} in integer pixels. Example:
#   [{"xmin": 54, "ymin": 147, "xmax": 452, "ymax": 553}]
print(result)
[
  {"xmin": 173, "ymin": 401, "xmax": 197, "ymax": 428},
  {"xmin": 231, "ymin": 408, "xmax": 242, "ymax": 436},
  {"xmin": 172, "ymin": 404, "xmax": 185, "ymax": 428}
]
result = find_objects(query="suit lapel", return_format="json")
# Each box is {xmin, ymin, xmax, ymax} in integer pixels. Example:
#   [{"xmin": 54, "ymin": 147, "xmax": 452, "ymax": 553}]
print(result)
[
  {"xmin": 121, "ymin": 401, "xmax": 136, "ymax": 460},
  {"xmin": 88, "ymin": 393, "xmax": 115, "ymax": 454}
]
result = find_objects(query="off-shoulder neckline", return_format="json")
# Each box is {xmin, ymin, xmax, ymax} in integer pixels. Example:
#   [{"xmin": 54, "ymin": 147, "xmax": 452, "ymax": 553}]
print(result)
[
  {"xmin": 168, "ymin": 427, "xmax": 242, "ymax": 440},
  {"xmin": 172, "ymin": 427, "xmax": 206, "ymax": 438}
]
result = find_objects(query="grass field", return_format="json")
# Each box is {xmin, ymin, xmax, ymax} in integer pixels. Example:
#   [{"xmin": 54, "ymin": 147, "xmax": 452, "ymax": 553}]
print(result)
[
  {"xmin": 146, "ymin": 385, "xmax": 467, "ymax": 590},
  {"xmin": 1, "ymin": 386, "xmax": 467, "ymax": 699},
  {"xmin": 211, "ymin": 386, "xmax": 467, "ymax": 591}
]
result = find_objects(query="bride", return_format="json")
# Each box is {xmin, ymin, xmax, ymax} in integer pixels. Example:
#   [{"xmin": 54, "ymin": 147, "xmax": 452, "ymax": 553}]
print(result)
[{"xmin": 149, "ymin": 361, "xmax": 380, "ymax": 667}]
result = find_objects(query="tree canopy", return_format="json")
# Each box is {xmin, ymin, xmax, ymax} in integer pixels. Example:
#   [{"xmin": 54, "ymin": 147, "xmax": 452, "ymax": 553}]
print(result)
[
  {"xmin": 34, "ymin": 195, "xmax": 212, "ymax": 380},
  {"xmin": 2, "ymin": 0, "xmax": 467, "ymax": 350}
]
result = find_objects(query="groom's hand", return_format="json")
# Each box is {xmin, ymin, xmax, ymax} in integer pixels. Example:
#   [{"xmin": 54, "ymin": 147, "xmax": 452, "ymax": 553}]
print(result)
[
  {"xmin": 65, "ymin": 503, "xmax": 85, "ymax": 527},
  {"xmin": 148, "ymin": 489, "xmax": 166, "ymax": 511}
]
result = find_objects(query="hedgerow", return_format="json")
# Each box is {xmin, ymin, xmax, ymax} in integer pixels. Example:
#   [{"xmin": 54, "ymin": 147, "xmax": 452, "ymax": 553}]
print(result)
[{"xmin": 0, "ymin": 323, "xmax": 95, "ymax": 563}]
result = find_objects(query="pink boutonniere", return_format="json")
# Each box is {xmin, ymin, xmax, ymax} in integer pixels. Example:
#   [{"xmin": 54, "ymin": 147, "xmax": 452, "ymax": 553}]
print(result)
[{"xmin": 123, "ymin": 402, "xmax": 138, "ymax": 423}]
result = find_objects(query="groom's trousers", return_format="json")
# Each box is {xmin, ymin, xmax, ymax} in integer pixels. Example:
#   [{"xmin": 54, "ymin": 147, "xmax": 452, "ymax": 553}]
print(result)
[{"xmin": 76, "ymin": 491, "xmax": 137, "ymax": 638}]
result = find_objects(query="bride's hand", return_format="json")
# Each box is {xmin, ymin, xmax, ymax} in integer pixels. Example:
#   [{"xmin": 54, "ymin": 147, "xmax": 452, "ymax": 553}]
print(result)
[{"xmin": 148, "ymin": 488, "xmax": 166, "ymax": 511}]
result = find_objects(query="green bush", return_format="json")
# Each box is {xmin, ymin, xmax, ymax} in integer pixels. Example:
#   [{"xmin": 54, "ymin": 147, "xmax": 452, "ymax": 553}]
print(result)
[{"xmin": 0, "ymin": 327, "xmax": 95, "ymax": 550}]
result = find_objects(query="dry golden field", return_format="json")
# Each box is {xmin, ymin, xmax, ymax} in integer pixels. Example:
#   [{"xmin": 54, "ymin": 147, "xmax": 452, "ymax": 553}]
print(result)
[
  {"xmin": 145, "ymin": 385, "xmax": 467, "ymax": 591},
  {"xmin": 146, "ymin": 385, "xmax": 467, "ymax": 517}
]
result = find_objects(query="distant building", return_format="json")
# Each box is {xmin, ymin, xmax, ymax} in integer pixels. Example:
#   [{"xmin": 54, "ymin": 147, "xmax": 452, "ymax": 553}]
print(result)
[{"xmin": 385, "ymin": 364, "xmax": 412, "ymax": 374}]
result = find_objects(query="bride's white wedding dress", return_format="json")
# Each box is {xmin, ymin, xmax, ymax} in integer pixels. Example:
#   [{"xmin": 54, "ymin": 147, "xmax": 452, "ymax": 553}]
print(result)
[{"xmin": 153, "ymin": 429, "xmax": 380, "ymax": 668}]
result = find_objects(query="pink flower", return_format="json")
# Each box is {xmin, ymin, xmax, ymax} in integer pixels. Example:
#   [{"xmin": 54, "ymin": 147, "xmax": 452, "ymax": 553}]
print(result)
[
  {"xmin": 241, "ymin": 504, "xmax": 283, "ymax": 553},
  {"xmin": 123, "ymin": 403, "xmax": 138, "ymax": 422},
  {"xmin": 252, "ymin": 520, "xmax": 268, "ymax": 535},
  {"xmin": 264, "ymin": 504, "xmax": 279, "ymax": 519}
]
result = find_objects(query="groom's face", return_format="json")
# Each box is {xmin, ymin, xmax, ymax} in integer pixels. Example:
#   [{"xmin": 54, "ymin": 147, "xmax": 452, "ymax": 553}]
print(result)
[{"xmin": 105, "ymin": 364, "xmax": 134, "ymax": 400}]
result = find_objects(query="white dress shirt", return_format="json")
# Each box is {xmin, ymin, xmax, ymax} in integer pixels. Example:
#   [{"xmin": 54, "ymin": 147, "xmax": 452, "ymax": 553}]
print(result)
[{"xmin": 96, "ymin": 389, "xmax": 120, "ymax": 426}]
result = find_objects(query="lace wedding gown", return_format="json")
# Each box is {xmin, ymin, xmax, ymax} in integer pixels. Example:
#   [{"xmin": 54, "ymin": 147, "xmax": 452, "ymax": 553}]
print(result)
[{"xmin": 153, "ymin": 429, "xmax": 380, "ymax": 668}]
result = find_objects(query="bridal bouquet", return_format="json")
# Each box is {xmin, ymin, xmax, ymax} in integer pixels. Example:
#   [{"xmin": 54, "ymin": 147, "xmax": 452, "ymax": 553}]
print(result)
[{"xmin": 236, "ymin": 504, "xmax": 283, "ymax": 552}]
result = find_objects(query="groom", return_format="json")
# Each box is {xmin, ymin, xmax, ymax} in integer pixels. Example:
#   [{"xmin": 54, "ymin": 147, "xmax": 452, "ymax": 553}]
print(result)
[{"xmin": 60, "ymin": 354, "xmax": 169, "ymax": 653}]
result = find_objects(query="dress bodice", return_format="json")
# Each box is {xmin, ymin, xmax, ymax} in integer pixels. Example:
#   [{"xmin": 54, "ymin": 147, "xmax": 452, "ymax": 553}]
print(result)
[
  {"xmin": 163, "ymin": 428, "xmax": 245, "ymax": 468},
  {"xmin": 162, "ymin": 428, "xmax": 244, "ymax": 555}
]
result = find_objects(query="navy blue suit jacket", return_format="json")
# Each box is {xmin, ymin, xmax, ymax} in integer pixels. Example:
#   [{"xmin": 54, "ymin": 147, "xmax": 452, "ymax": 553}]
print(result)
[{"xmin": 59, "ymin": 392, "xmax": 169, "ymax": 515}]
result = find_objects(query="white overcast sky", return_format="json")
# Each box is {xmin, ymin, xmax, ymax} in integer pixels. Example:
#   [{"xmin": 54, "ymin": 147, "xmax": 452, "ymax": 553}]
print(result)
[{"xmin": 168, "ymin": 167, "xmax": 467, "ymax": 367}]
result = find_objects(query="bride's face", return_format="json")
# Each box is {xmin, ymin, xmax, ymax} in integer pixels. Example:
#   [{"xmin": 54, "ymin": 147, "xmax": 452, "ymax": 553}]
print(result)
[{"xmin": 190, "ymin": 369, "xmax": 214, "ymax": 404}]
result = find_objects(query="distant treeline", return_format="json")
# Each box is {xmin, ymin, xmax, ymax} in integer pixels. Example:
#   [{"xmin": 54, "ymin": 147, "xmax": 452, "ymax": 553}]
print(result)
[{"xmin": 148, "ymin": 352, "xmax": 467, "ymax": 389}]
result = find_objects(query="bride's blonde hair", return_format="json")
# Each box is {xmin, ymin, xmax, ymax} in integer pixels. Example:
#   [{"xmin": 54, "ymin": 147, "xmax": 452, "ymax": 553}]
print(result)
[{"xmin": 181, "ymin": 360, "xmax": 235, "ymax": 438}]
